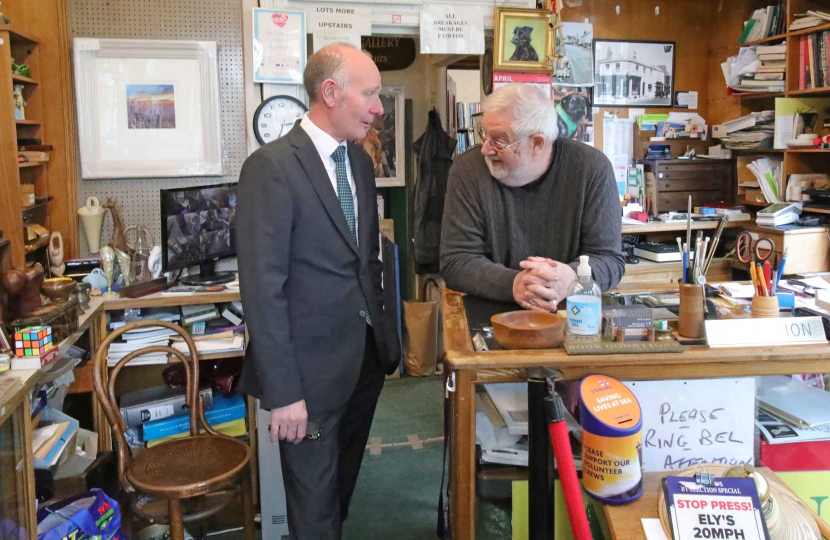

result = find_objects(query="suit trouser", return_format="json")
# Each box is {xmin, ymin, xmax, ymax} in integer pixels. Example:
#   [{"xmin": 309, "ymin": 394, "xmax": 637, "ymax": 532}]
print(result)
[{"xmin": 278, "ymin": 326, "xmax": 385, "ymax": 540}]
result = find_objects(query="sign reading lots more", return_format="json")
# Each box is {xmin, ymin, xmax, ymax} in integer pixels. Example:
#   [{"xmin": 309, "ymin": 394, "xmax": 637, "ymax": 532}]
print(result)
[{"xmin": 361, "ymin": 37, "xmax": 416, "ymax": 71}]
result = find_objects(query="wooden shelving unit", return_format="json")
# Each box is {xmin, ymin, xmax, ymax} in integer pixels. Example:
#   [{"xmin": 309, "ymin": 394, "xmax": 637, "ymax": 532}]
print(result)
[
  {"xmin": 0, "ymin": 5, "xmax": 78, "ymax": 268},
  {"xmin": 718, "ymin": 0, "xmax": 830, "ymax": 227}
]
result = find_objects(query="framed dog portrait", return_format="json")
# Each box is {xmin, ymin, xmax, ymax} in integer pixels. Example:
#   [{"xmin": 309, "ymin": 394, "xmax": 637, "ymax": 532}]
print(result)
[
  {"xmin": 494, "ymin": 8, "xmax": 553, "ymax": 73},
  {"xmin": 357, "ymin": 86, "xmax": 405, "ymax": 188},
  {"xmin": 593, "ymin": 39, "xmax": 676, "ymax": 107},
  {"xmin": 553, "ymin": 86, "xmax": 593, "ymax": 146}
]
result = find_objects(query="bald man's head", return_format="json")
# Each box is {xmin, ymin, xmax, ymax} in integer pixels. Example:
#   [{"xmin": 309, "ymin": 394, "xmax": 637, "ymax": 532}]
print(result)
[
  {"xmin": 303, "ymin": 44, "xmax": 375, "ymax": 102},
  {"xmin": 303, "ymin": 43, "xmax": 384, "ymax": 142}
]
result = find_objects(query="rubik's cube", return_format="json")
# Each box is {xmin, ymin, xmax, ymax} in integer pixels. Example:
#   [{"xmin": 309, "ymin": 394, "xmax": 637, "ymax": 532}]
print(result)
[{"xmin": 14, "ymin": 326, "xmax": 53, "ymax": 357}]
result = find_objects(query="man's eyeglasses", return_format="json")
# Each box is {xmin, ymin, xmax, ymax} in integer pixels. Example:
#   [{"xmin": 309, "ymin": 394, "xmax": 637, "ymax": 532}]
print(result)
[{"xmin": 475, "ymin": 125, "xmax": 528, "ymax": 152}]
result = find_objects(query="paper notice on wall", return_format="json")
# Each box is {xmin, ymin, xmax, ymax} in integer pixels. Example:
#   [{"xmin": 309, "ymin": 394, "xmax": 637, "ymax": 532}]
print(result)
[
  {"xmin": 624, "ymin": 378, "xmax": 755, "ymax": 472},
  {"xmin": 306, "ymin": 5, "xmax": 371, "ymax": 35},
  {"xmin": 602, "ymin": 117, "xmax": 634, "ymax": 160},
  {"xmin": 313, "ymin": 31, "xmax": 361, "ymax": 53},
  {"xmin": 420, "ymin": 4, "xmax": 484, "ymax": 55}
]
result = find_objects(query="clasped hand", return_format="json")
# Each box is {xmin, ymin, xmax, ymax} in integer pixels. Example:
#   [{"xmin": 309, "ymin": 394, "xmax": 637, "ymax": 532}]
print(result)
[{"xmin": 512, "ymin": 257, "xmax": 576, "ymax": 312}]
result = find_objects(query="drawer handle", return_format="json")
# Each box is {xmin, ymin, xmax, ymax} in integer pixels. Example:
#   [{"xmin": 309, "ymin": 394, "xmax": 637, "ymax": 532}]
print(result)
[{"xmin": 658, "ymin": 173, "xmax": 664, "ymax": 178}]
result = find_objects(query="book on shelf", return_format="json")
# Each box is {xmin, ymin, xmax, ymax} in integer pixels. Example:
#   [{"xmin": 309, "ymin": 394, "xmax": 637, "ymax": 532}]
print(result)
[
  {"xmin": 146, "ymin": 417, "xmax": 247, "ymax": 448},
  {"xmin": 142, "ymin": 392, "xmax": 245, "ymax": 441},
  {"xmin": 10, "ymin": 346, "xmax": 59, "ymax": 371},
  {"xmin": 797, "ymin": 30, "xmax": 829, "ymax": 90},
  {"xmin": 180, "ymin": 303, "xmax": 220, "ymax": 325},
  {"xmin": 119, "ymin": 386, "xmax": 214, "ymax": 428},
  {"xmin": 221, "ymin": 301, "xmax": 244, "ymax": 326},
  {"xmin": 739, "ymin": 2, "xmax": 786, "ymax": 43}
]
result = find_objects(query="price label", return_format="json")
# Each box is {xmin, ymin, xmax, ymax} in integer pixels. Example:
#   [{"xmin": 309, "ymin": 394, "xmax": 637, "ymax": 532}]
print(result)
[{"xmin": 705, "ymin": 317, "xmax": 826, "ymax": 348}]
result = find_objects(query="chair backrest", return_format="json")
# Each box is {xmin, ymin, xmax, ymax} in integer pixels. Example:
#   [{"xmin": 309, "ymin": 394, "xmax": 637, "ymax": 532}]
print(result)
[{"xmin": 92, "ymin": 318, "xmax": 203, "ymax": 493}]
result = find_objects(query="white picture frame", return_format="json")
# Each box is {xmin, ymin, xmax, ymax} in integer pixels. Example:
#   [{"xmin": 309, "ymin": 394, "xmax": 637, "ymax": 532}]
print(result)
[
  {"xmin": 357, "ymin": 86, "xmax": 405, "ymax": 188},
  {"xmin": 73, "ymin": 38, "xmax": 224, "ymax": 179},
  {"xmin": 252, "ymin": 9, "xmax": 306, "ymax": 84}
]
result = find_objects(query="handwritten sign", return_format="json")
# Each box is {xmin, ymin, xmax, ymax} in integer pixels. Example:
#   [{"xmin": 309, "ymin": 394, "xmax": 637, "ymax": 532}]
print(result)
[
  {"xmin": 625, "ymin": 378, "xmax": 755, "ymax": 472},
  {"xmin": 705, "ymin": 317, "xmax": 827, "ymax": 348},
  {"xmin": 306, "ymin": 5, "xmax": 371, "ymax": 35},
  {"xmin": 420, "ymin": 4, "xmax": 484, "ymax": 55}
]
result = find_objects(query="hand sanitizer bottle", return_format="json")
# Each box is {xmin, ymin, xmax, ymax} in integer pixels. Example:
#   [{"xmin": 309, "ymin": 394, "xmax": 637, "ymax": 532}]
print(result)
[{"xmin": 566, "ymin": 256, "xmax": 602, "ymax": 336}]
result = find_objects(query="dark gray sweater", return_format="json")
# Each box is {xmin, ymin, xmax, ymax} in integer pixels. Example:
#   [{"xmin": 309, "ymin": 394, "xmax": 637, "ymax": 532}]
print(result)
[{"xmin": 439, "ymin": 138, "xmax": 625, "ymax": 302}]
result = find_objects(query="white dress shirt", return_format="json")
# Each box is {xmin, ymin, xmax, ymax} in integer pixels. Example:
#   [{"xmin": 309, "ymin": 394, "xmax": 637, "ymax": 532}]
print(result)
[{"xmin": 299, "ymin": 114, "xmax": 359, "ymax": 241}]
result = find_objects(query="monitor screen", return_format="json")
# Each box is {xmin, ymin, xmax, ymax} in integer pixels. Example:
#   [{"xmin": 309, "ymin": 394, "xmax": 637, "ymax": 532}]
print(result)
[{"xmin": 160, "ymin": 183, "xmax": 237, "ymax": 273}]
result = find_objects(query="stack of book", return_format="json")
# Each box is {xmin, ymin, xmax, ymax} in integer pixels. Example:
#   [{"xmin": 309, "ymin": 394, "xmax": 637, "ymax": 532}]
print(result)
[
  {"xmin": 797, "ymin": 30, "xmax": 830, "ymax": 90},
  {"xmin": 107, "ymin": 325, "xmax": 178, "ymax": 366},
  {"xmin": 713, "ymin": 110, "xmax": 775, "ymax": 149},
  {"xmin": 140, "ymin": 393, "xmax": 247, "ymax": 448},
  {"xmin": 738, "ymin": 1, "xmax": 787, "ymax": 43},
  {"xmin": 722, "ymin": 45, "xmax": 786, "ymax": 93},
  {"xmin": 180, "ymin": 303, "xmax": 220, "ymax": 332},
  {"xmin": 789, "ymin": 10, "xmax": 830, "ymax": 32},
  {"xmin": 120, "ymin": 385, "xmax": 214, "ymax": 427}
]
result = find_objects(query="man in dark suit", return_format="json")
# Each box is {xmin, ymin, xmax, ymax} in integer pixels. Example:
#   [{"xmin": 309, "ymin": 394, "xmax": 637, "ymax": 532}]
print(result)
[{"xmin": 236, "ymin": 44, "xmax": 399, "ymax": 539}]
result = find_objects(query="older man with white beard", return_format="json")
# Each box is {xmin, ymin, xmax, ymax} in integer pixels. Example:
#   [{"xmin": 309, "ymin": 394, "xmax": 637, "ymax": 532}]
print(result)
[{"xmin": 440, "ymin": 83, "xmax": 624, "ymax": 311}]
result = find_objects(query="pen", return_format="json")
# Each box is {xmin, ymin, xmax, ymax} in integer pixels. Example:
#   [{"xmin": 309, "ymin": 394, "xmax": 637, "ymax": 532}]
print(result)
[
  {"xmin": 682, "ymin": 246, "xmax": 688, "ymax": 284},
  {"xmin": 773, "ymin": 248, "xmax": 788, "ymax": 295},
  {"xmin": 686, "ymin": 196, "xmax": 692, "ymax": 278},
  {"xmin": 763, "ymin": 260, "xmax": 772, "ymax": 296},
  {"xmin": 703, "ymin": 217, "xmax": 727, "ymax": 276},
  {"xmin": 749, "ymin": 262, "xmax": 760, "ymax": 296},
  {"xmin": 758, "ymin": 262, "xmax": 768, "ymax": 296}
]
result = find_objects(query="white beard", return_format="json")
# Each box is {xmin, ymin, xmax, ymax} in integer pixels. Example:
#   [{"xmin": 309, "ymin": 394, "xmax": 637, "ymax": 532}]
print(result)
[{"xmin": 485, "ymin": 153, "xmax": 537, "ymax": 187}]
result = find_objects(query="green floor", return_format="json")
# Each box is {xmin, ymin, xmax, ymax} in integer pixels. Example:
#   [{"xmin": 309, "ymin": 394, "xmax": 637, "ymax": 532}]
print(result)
[{"xmin": 343, "ymin": 376, "xmax": 446, "ymax": 540}]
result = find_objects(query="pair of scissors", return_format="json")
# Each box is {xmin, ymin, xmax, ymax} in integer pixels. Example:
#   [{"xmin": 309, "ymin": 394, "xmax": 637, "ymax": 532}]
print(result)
[{"xmin": 736, "ymin": 232, "xmax": 775, "ymax": 296}]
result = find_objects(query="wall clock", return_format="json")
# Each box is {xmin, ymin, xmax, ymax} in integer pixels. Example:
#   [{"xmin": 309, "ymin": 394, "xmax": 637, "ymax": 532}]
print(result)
[{"xmin": 253, "ymin": 94, "xmax": 308, "ymax": 145}]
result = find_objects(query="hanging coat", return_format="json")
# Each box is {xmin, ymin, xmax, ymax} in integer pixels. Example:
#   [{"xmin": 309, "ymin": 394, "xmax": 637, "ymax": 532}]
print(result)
[{"xmin": 413, "ymin": 109, "xmax": 457, "ymax": 272}]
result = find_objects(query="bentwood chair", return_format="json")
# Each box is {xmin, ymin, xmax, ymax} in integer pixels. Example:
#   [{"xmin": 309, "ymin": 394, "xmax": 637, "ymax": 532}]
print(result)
[{"xmin": 93, "ymin": 319, "xmax": 255, "ymax": 540}]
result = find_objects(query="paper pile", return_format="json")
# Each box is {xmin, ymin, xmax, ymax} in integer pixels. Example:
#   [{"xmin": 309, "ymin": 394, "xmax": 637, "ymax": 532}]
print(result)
[
  {"xmin": 745, "ymin": 156, "xmax": 783, "ymax": 204},
  {"xmin": 714, "ymin": 110, "xmax": 774, "ymax": 149}
]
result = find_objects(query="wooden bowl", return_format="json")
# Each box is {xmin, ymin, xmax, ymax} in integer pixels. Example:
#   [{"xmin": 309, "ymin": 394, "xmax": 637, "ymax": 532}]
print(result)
[
  {"xmin": 41, "ymin": 277, "xmax": 76, "ymax": 303},
  {"xmin": 491, "ymin": 311, "xmax": 566, "ymax": 350}
]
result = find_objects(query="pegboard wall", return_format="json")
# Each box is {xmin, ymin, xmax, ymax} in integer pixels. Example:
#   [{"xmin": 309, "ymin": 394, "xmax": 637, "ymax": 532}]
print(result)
[{"xmin": 69, "ymin": 0, "xmax": 245, "ymax": 272}]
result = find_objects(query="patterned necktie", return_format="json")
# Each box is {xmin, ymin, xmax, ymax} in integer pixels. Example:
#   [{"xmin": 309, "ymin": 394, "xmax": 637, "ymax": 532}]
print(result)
[{"xmin": 332, "ymin": 146, "xmax": 372, "ymax": 326}]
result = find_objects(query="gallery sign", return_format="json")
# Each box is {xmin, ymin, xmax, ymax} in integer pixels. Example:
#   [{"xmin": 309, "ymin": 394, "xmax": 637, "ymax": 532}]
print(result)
[
  {"xmin": 420, "ymin": 4, "xmax": 484, "ymax": 55},
  {"xmin": 362, "ymin": 37, "xmax": 416, "ymax": 71}
]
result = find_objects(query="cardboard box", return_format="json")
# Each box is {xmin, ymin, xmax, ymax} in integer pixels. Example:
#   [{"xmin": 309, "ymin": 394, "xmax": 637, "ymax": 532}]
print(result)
[{"xmin": 19, "ymin": 184, "xmax": 34, "ymax": 207}]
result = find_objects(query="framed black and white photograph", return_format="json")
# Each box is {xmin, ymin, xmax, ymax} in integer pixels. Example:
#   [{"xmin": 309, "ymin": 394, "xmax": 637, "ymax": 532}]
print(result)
[{"xmin": 593, "ymin": 39, "xmax": 675, "ymax": 107}]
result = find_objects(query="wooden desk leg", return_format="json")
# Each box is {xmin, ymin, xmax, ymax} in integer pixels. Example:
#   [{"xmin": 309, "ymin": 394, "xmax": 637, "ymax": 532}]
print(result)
[
  {"xmin": 20, "ymin": 398, "xmax": 37, "ymax": 536},
  {"xmin": 92, "ymin": 312, "xmax": 112, "ymax": 452},
  {"xmin": 451, "ymin": 369, "xmax": 476, "ymax": 540},
  {"xmin": 246, "ymin": 395, "xmax": 259, "ymax": 506}
]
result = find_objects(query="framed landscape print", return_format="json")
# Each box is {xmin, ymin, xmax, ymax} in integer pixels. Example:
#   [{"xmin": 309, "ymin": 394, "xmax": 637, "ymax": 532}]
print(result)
[
  {"xmin": 494, "ymin": 8, "xmax": 553, "ymax": 73},
  {"xmin": 593, "ymin": 39, "xmax": 676, "ymax": 107},
  {"xmin": 73, "ymin": 38, "xmax": 223, "ymax": 179}
]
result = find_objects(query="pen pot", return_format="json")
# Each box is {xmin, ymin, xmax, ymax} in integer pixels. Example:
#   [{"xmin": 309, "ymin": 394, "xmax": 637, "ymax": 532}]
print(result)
[
  {"xmin": 751, "ymin": 295, "xmax": 779, "ymax": 318},
  {"xmin": 678, "ymin": 283, "xmax": 705, "ymax": 338}
]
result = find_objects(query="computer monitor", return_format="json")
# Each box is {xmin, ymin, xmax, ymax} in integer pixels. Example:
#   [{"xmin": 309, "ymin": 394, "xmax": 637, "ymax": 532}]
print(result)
[{"xmin": 160, "ymin": 183, "xmax": 237, "ymax": 286}]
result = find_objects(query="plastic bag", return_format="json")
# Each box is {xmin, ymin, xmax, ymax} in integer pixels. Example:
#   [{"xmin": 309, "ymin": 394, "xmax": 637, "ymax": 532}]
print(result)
[{"xmin": 37, "ymin": 489, "xmax": 124, "ymax": 540}]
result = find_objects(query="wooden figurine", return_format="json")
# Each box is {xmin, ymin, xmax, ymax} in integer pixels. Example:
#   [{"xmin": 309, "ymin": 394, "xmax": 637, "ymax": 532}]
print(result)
[{"xmin": 103, "ymin": 198, "xmax": 130, "ymax": 253}]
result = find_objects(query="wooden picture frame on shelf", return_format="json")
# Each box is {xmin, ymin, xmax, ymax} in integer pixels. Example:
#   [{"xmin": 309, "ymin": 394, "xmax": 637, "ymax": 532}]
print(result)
[
  {"xmin": 493, "ymin": 8, "xmax": 553, "ymax": 73},
  {"xmin": 72, "ymin": 38, "xmax": 224, "ymax": 179}
]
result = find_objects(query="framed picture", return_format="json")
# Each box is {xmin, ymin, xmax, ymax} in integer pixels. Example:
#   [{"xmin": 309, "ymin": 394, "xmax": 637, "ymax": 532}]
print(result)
[
  {"xmin": 553, "ymin": 22, "xmax": 594, "ymax": 86},
  {"xmin": 593, "ymin": 39, "xmax": 676, "ymax": 107},
  {"xmin": 357, "ymin": 86, "xmax": 405, "ymax": 188},
  {"xmin": 553, "ymin": 86, "xmax": 593, "ymax": 146},
  {"xmin": 73, "ymin": 38, "xmax": 223, "ymax": 179},
  {"xmin": 252, "ymin": 9, "xmax": 306, "ymax": 84},
  {"xmin": 494, "ymin": 8, "xmax": 553, "ymax": 73}
]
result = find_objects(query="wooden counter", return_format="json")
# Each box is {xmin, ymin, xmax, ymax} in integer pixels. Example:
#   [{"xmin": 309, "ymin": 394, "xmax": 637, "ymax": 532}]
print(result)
[{"xmin": 442, "ymin": 287, "xmax": 830, "ymax": 540}]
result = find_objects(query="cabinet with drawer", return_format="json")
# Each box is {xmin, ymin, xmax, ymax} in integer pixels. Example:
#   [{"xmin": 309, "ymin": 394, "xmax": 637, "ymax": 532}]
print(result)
[{"xmin": 640, "ymin": 159, "xmax": 735, "ymax": 216}]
